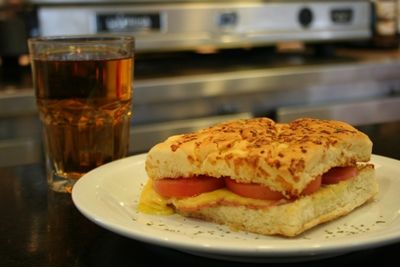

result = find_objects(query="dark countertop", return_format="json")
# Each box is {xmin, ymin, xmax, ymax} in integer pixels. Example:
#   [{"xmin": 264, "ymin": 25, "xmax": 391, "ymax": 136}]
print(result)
[{"xmin": 1, "ymin": 120, "xmax": 400, "ymax": 267}]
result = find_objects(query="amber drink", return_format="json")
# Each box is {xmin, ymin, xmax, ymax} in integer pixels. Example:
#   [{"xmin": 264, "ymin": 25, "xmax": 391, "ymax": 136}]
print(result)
[{"xmin": 28, "ymin": 36, "xmax": 134, "ymax": 192}]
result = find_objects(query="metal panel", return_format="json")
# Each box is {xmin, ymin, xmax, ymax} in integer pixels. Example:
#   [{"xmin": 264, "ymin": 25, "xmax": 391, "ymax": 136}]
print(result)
[
  {"xmin": 276, "ymin": 97, "xmax": 400, "ymax": 125},
  {"xmin": 37, "ymin": 1, "xmax": 371, "ymax": 52},
  {"xmin": 130, "ymin": 112, "xmax": 251, "ymax": 153},
  {"xmin": 0, "ymin": 138, "xmax": 42, "ymax": 167}
]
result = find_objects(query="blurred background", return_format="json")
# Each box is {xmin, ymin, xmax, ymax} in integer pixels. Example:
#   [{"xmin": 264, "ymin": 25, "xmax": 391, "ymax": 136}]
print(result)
[{"xmin": 1, "ymin": 0, "xmax": 400, "ymax": 166}]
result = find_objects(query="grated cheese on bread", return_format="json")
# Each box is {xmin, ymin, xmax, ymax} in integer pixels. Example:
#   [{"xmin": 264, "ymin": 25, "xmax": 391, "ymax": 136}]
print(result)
[
  {"xmin": 145, "ymin": 117, "xmax": 372, "ymax": 196},
  {"xmin": 139, "ymin": 117, "xmax": 378, "ymax": 237}
]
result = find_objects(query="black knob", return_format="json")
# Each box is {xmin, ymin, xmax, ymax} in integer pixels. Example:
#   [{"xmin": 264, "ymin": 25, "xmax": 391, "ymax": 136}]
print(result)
[
  {"xmin": 298, "ymin": 7, "xmax": 313, "ymax": 28},
  {"xmin": 218, "ymin": 12, "xmax": 238, "ymax": 27}
]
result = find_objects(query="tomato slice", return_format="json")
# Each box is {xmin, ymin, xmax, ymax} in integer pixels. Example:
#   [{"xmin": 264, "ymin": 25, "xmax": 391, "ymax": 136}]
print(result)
[
  {"xmin": 153, "ymin": 166, "xmax": 357, "ymax": 200},
  {"xmin": 322, "ymin": 166, "xmax": 358, "ymax": 185},
  {"xmin": 224, "ymin": 178, "xmax": 285, "ymax": 200},
  {"xmin": 301, "ymin": 176, "xmax": 321, "ymax": 196},
  {"xmin": 153, "ymin": 175, "xmax": 225, "ymax": 198}
]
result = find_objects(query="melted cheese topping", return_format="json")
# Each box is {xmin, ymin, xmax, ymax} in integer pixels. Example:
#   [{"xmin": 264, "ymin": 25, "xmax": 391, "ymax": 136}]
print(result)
[
  {"xmin": 138, "ymin": 180, "xmax": 174, "ymax": 215},
  {"xmin": 138, "ymin": 179, "xmax": 282, "ymax": 215},
  {"xmin": 138, "ymin": 165, "xmax": 363, "ymax": 215}
]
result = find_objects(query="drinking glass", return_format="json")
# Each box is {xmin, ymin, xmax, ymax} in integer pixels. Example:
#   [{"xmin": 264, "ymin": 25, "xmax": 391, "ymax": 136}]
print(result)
[{"xmin": 28, "ymin": 35, "xmax": 135, "ymax": 193}]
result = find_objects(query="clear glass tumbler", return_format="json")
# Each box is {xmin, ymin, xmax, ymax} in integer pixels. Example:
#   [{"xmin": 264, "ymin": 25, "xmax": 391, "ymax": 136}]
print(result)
[{"xmin": 28, "ymin": 35, "xmax": 135, "ymax": 193}]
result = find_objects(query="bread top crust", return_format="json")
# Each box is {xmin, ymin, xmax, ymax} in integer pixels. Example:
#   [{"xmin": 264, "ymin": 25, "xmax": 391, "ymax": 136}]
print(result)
[{"xmin": 145, "ymin": 118, "xmax": 372, "ymax": 196}]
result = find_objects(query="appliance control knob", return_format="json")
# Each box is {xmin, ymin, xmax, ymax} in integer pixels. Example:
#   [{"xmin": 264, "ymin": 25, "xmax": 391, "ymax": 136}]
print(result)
[
  {"xmin": 298, "ymin": 7, "xmax": 313, "ymax": 27},
  {"xmin": 218, "ymin": 12, "xmax": 238, "ymax": 28}
]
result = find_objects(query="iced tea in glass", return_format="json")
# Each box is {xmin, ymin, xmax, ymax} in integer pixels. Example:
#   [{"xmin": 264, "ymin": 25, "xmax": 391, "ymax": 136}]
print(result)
[{"xmin": 28, "ymin": 35, "xmax": 134, "ymax": 192}]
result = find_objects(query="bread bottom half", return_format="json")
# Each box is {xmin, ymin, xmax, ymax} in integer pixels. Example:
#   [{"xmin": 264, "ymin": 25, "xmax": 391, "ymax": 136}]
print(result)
[{"xmin": 178, "ymin": 165, "xmax": 378, "ymax": 237}]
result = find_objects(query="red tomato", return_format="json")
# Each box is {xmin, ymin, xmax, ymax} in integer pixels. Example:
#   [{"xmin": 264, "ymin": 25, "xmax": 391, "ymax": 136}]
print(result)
[
  {"xmin": 153, "ymin": 175, "xmax": 225, "ymax": 198},
  {"xmin": 322, "ymin": 166, "xmax": 358, "ymax": 185},
  {"xmin": 301, "ymin": 176, "xmax": 321, "ymax": 196},
  {"xmin": 224, "ymin": 178, "xmax": 285, "ymax": 200}
]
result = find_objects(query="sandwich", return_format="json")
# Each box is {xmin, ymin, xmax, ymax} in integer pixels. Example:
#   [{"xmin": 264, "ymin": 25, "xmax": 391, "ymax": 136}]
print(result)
[{"xmin": 138, "ymin": 117, "xmax": 378, "ymax": 237}]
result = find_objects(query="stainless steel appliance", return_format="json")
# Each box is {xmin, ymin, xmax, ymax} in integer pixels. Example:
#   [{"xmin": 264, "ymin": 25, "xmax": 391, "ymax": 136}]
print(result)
[
  {"xmin": 2, "ymin": 0, "xmax": 400, "ymax": 167},
  {"xmin": 34, "ymin": 0, "xmax": 372, "ymax": 52},
  {"xmin": 31, "ymin": 0, "xmax": 380, "ymax": 148}
]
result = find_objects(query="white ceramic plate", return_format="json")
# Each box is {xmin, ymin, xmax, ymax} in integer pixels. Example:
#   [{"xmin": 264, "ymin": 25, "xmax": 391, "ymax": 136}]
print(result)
[{"xmin": 72, "ymin": 154, "xmax": 400, "ymax": 262}]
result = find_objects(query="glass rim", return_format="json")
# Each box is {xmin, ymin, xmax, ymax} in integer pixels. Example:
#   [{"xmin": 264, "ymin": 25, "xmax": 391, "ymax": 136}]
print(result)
[{"xmin": 28, "ymin": 34, "xmax": 135, "ymax": 45}]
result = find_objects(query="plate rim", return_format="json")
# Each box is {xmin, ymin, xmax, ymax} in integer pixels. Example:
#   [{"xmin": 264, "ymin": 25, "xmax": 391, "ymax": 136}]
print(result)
[{"xmin": 72, "ymin": 154, "xmax": 400, "ymax": 259}]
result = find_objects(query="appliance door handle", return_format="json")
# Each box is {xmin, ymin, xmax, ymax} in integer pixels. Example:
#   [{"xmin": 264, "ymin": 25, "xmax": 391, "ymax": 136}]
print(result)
[
  {"xmin": 130, "ymin": 112, "xmax": 252, "ymax": 154},
  {"xmin": 276, "ymin": 97, "xmax": 400, "ymax": 126}
]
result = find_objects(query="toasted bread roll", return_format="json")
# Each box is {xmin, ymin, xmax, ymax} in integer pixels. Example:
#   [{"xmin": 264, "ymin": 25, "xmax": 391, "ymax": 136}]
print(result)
[
  {"xmin": 146, "ymin": 118, "xmax": 372, "ymax": 196},
  {"xmin": 140, "ymin": 117, "xmax": 378, "ymax": 237}
]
